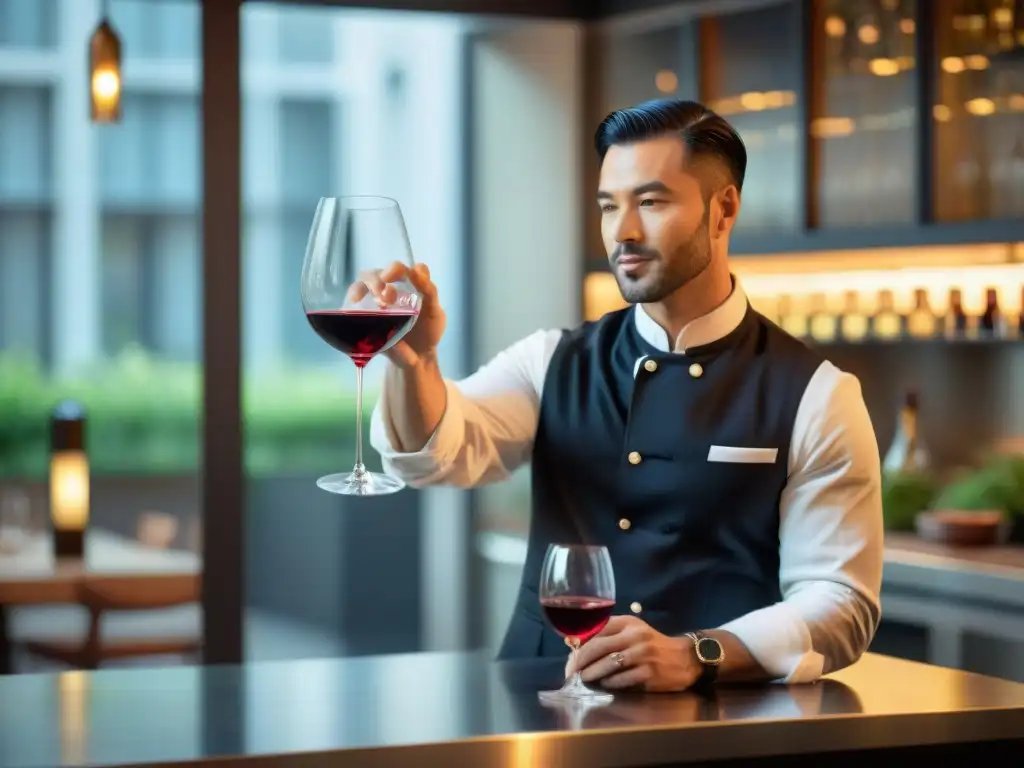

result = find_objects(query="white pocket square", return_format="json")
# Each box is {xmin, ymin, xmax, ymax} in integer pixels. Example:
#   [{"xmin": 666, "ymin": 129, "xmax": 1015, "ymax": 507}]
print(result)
[{"xmin": 707, "ymin": 446, "xmax": 779, "ymax": 464}]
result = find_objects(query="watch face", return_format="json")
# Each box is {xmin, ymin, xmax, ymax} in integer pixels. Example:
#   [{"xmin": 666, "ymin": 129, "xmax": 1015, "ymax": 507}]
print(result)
[{"xmin": 697, "ymin": 637, "xmax": 722, "ymax": 664}]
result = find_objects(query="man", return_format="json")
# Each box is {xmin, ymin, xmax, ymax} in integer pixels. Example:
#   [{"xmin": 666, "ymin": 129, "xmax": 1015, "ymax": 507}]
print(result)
[{"xmin": 364, "ymin": 98, "xmax": 883, "ymax": 692}]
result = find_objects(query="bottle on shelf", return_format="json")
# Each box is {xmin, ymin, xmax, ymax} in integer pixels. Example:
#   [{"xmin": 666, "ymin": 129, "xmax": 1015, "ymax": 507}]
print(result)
[
  {"xmin": 883, "ymin": 390, "xmax": 931, "ymax": 475},
  {"xmin": 978, "ymin": 286, "xmax": 1006, "ymax": 338},
  {"xmin": 808, "ymin": 292, "xmax": 837, "ymax": 343},
  {"xmin": 944, "ymin": 287, "xmax": 970, "ymax": 339},
  {"xmin": 905, "ymin": 288, "xmax": 938, "ymax": 339},
  {"xmin": 872, "ymin": 289, "xmax": 903, "ymax": 340},
  {"xmin": 778, "ymin": 294, "xmax": 808, "ymax": 339},
  {"xmin": 839, "ymin": 290, "xmax": 869, "ymax": 342}
]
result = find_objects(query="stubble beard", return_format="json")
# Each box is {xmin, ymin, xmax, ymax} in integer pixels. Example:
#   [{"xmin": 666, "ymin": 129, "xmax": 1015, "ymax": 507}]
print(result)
[{"xmin": 615, "ymin": 219, "xmax": 712, "ymax": 304}]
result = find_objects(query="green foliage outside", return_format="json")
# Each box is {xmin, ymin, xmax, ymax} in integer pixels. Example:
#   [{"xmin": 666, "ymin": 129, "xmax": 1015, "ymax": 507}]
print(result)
[
  {"xmin": 0, "ymin": 349, "xmax": 370, "ymax": 479},
  {"xmin": 6, "ymin": 349, "xmax": 1024, "ymax": 530}
]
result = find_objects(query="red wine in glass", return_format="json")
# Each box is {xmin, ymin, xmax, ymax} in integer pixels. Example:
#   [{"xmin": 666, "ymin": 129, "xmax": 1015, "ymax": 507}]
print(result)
[
  {"xmin": 306, "ymin": 309, "xmax": 419, "ymax": 367},
  {"xmin": 300, "ymin": 195, "xmax": 422, "ymax": 497},
  {"xmin": 537, "ymin": 544, "xmax": 616, "ymax": 704},
  {"xmin": 541, "ymin": 596, "xmax": 614, "ymax": 643}
]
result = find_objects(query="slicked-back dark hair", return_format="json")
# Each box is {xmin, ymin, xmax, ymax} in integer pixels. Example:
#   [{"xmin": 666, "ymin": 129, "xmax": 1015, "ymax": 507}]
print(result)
[{"xmin": 595, "ymin": 99, "xmax": 747, "ymax": 194}]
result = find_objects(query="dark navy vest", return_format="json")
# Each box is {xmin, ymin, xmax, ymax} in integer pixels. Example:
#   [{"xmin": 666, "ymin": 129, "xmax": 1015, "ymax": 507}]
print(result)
[{"xmin": 498, "ymin": 304, "xmax": 825, "ymax": 659}]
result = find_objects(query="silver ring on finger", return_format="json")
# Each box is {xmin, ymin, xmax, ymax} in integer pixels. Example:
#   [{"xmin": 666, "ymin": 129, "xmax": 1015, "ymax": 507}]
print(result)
[{"xmin": 611, "ymin": 651, "xmax": 627, "ymax": 669}]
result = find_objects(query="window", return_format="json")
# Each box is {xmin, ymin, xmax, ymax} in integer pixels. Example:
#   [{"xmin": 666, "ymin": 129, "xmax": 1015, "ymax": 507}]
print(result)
[
  {"xmin": 0, "ymin": 86, "xmax": 52, "ymax": 204},
  {"xmin": 0, "ymin": 211, "xmax": 49, "ymax": 357},
  {"xmin": 0, "ymin": 0, "xmax": 202, "ymax": 540},
  {"xmin": 277, "ymin": 7, "xmax": 335, "ymax": 64},
  {"xmin": 0, "ymin": 82, "xmax": 51, "ymax": 359},
  {"xmin": 0, "ymin": 0, "xmax": 58, "ymax": 48},
  {"xmin": 277, "ymin": 97, "xmax": 337, "ymax": 362},
  {"xmin": 100, "ymin": 93, "xmax": 200, "ymax": 209},
  {"xmin": 110, "ymin": 0, "xmax": 198, "ymax": 61}
]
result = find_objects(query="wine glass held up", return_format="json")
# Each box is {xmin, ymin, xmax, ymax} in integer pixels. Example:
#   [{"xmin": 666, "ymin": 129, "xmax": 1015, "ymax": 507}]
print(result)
[
  {"xmin": 538, "ymin": 544, "xmax": 617, "ymax": 705},
  {"xmin": 300, "ymin": 195, "xmax": 428, "ymax": 497}
]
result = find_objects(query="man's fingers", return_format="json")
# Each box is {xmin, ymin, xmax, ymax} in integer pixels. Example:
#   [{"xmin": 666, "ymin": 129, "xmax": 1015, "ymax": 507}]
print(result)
[
  {"xmin": 406, "ymin": 263, "xmax": 438, "ymax": 308},
  {"xmin": 352, "ymin": 268, "xmax": 402, "ymax": 307},
  {"xmin": 569, "ymin": 617, "xmax": 644, "ymax": 674},
  {"xmin": 601, "ymin": 616, "xmax": 631, "ymax": 635},
  {"xmin": 356, "ymin": 269, "xmax": 388, "ymax": 299},
  {"xmin": 571, "ymin": 633, "xmax": 628, "ymax": 673},
  {"xmin": 347, "ymin": 281, "xmax": 370, "ymax": 303},
  {"xmin": 598, "ymin": 664, "xmax": 650, "ymax": 690},
  {"xmin": 380, "ymin": 260, "xmax": 411, "ymax": 283},
  {"xmin": 578, "ymin": 640, "xmax": 650, "ymax": 683},
  {"xmin": 354, "ymin": 263, "xmax": 435, "ymax": 310}
]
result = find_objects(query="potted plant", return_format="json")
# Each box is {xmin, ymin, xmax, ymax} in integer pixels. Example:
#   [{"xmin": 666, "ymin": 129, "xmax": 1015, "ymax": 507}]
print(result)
[{"xmin": 931, "ymin": 454, "xmax": 1024, "ymax": 545}]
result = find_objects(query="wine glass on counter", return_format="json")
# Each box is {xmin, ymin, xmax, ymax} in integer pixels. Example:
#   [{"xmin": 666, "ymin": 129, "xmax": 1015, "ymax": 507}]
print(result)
[
  {"xmin": 538, "ymin": 543, "xmax": 616, "ymax": 704},
  {"xmin": 300, "ymin": 196, "xmax": 421, "ymax": 496}
]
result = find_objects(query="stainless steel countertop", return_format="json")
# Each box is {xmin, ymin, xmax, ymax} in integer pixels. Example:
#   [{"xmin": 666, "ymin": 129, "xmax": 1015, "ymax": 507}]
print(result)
[{"xmin": 0, "ymin": 651, "xmax": 1021, "ymax": 767}]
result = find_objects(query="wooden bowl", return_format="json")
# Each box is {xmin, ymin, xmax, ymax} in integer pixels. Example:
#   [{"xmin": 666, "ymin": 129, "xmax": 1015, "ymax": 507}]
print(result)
[{"xmin": 914, "ymin": 509, "xmax": 1005, "ymax": 547}]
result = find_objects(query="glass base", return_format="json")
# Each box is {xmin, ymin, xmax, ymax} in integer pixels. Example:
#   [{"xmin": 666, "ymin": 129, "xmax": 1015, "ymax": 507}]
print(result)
[
  {"xmin": 316, "ymin": 471, "xmax": 406, "ymax": 496},
  {"xmin": 538, "ymin": 675, "xmax": 613, "ymax": 705}
]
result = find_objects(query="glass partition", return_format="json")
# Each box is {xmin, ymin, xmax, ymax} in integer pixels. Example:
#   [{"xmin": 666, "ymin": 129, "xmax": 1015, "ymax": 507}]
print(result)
[{"xmin": 240, "ymin": 3, "xmax": 469, "ymax": 659}]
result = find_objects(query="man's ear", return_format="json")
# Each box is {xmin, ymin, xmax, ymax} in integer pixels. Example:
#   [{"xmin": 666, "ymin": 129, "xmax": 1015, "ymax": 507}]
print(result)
[{"xmin": 713, "ymin": 184, "xmax": 741, "ymax": 237}]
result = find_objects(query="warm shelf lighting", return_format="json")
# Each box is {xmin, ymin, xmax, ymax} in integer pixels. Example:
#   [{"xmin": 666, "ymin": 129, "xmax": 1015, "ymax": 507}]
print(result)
[
  {"xmin": 941, "ymin": 57, "xmax": 966, "ymax": 74},
  {"xmin": 732, "ymin": 244, "xmax": 1023, "ymax": 314},
  {"xmin": 824, "ymin": 16, "xmax": 845, "ymax": 37},
  {"xmin": 857, "ymin": 24, "xmax": 880, "ymax": 45},
  {"xmin": 583, "ymin": 243, "xmax": 1024, "ymax": 322},
  {"xmin": 869, "ymin": 58, "xmax": 901, "ymax": 77},
  {"xmin": 655, "ymin": 69, "xmax": 678, "ymax": 94},
  {"xmin": 991, "ymin": 6, "xmax": 1013, "ymax": 29},
  {"xmin": 730, "ymin": 243, "xmax": 1016, "ymax": 274},
  {"xmin": 89, "ymin": 5, "xmax": 122, "ymax": 124},
  {"xmin": 965, "ymin": 97, "xmax": 997, "ymax": 116}
]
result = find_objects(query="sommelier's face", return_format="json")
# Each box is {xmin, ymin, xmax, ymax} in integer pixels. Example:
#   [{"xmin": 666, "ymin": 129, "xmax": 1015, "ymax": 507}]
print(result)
[{"xmin": 598, "ymin": 136, "xmax": 736, "ymax": 304}]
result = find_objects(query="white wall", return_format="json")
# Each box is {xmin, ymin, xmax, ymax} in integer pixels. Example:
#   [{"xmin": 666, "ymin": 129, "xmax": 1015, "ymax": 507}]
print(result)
[{"xmin": 472, "ymin": 20, "xmax": 584, "ymax": 361}]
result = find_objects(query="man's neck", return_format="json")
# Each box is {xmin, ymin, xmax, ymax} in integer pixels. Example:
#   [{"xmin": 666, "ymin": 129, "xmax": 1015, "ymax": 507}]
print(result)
[{"xmin": 641, "ymin": 262, "xmax": 734, "ymax": 344}]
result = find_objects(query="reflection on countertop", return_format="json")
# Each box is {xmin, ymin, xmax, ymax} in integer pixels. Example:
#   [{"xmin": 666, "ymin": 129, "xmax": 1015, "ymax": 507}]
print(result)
[{"xmin": 0, "ymin": 650, "xmax": 1021, "ymax": 768}]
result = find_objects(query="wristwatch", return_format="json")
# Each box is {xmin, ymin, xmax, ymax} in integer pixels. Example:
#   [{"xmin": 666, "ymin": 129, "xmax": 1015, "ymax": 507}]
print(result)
[{"xmin": 685, "ymin": 631, "xmax": 724, "ymax": 686}]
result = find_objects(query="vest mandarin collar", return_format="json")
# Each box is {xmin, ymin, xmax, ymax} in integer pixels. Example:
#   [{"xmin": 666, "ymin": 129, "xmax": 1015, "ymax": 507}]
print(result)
[{"xmin": 633, "ymin": 276, "xmax": 750, "ymax": 354}]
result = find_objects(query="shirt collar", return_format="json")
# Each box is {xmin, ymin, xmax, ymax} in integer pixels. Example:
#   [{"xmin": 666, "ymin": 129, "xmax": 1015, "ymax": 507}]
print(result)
[{"xmin": 633, "ymin": 276, "xmax": 749, "ymax": 353}]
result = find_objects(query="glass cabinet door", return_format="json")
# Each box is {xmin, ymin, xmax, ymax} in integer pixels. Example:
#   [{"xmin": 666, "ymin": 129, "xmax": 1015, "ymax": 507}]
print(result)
[
  {"xmin": 933, "ymin": 0, "xmax": 1024, "ymax": 222},
  {"xmin": 700, "ymin": 2, "xmax": 802, "ymax": 233},
  {"xmin": 810, "ymin": 0, "xmax": 919, "ymax": 228}
]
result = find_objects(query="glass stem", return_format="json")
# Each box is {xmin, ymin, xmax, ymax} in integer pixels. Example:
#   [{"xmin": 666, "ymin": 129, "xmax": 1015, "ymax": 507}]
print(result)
[
  {"xmin": 568, "ymin": 638, "xmax": 583, "ymax": 689},
  {"xmin": 353, "ymin": 364, "xmax": 365, "ymax": 476}
]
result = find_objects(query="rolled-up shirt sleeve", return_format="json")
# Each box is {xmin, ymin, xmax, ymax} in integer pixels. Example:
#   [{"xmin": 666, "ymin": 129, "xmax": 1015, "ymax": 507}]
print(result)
[
  {"xmin": 719, "ymin": 361, "xmax": 884, "ymax": 683},
  {"xmin": 369, "ymin": 329, "xmax": 562, "ymax": 488}
]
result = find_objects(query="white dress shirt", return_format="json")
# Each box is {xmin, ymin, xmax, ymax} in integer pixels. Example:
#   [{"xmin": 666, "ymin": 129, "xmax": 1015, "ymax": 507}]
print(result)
[{"xmin": 370, "ymin": 279, "xmax": 884, "ymax": 683}]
